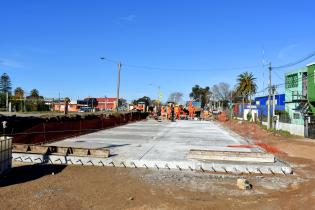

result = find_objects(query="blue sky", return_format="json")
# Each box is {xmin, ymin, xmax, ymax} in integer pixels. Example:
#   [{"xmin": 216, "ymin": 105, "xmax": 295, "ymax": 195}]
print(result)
[{"xmin": 0, "ymin": 0, "xmax": 314, "ymax": 102}]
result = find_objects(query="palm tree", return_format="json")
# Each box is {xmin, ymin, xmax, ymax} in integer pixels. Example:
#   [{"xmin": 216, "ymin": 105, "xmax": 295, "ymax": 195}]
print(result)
[
  {"xmin": 64, "ymin": 97, "xmax": 70, "ymax": 115},
  {"xmin": 30, "ymin": 89, "xmax": 40, "ymax": 98},
  {"xmin": 14, "ymin": 87, "xmax": 24, "ymax": 111},
  {"xmin": 14, "ymin": 87, "xmax": 24, "ymax": 98},
  {"xmin": 236, "ymin": 72, "xmax": 257, "ymax": 118}
]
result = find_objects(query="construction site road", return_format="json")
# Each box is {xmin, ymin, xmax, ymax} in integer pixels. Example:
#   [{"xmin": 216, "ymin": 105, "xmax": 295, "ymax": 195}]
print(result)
[
  {"xmin": 2, "ymin": 119, "xmax": 315, "ymax": 210},
  {"xmin": 42, "ymin": 119, "xmax": 291, "ymax": 174}
]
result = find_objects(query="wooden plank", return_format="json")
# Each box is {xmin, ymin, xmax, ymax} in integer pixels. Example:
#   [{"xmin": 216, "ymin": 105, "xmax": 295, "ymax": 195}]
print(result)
[
  {"xmin": 187, "ymin": 149, "xmax": 275, "ymax": 163},
  {"xmin": 68, "ymin": 147, "xmax": 110, "ymax": 158}
]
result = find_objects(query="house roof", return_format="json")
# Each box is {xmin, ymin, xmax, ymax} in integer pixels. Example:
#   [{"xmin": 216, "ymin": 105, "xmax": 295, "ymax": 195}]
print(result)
[
  {"xmin": 306, "ymin": 62, "xmax": 315, "ymax": 67},
  {"xmin": 285, "ymin": 66, "xmax": 307, "ymax": 75}
]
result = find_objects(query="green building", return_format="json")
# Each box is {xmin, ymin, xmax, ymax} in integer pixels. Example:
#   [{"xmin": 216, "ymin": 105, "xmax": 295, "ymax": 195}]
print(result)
[
  {"xmin": 284, "ymin": 67, "xmax": 308, "ymax": 125},
  {"xmin": 307, "ymin": 63, "xmax": 315, "ymax": 113},
  {"xmin": 285, "ymin": 63, "xmax": 315, "ymax": 126}
]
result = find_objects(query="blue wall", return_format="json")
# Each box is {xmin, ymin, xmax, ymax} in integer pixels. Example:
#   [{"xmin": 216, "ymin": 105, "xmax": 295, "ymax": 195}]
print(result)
[{"xmin": 254, "ymin": 94, "xmax": 285, "ymax": 116}]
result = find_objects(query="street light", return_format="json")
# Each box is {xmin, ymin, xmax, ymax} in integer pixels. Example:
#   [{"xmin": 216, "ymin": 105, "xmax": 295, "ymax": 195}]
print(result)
[
  {"xmin": 149, "ymin": 83, "xmax": 162, "ymax": 105},
  {"xmin": 100, "ymin": 57, "xmax": 121, "ymax": 111}
]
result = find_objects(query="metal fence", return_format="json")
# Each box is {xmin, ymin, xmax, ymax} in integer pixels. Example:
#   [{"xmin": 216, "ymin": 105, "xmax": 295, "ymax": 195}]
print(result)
[
  {"xmin": 0, "ymin": 137, "xmax": 12, "ymax": 175},
  {"xmin": 10, "ymin": 112, "xmax": 148, "ymax": 145}
]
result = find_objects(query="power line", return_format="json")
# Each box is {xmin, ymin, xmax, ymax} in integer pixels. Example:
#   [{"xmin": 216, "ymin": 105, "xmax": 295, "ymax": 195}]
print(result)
[
  {"xmin": 101, "ymin": 56, "xmax": 263, "ymax": 72},
  {"xmin": 273, "ymin": 70, "xmax": 285, "ymax": 82},
  {"xmin": 256, "ymin": 70, "xmax": 315, "ymax": 96},
  {"xmin": 102, "ymin": 50, "xmax": 315, "ymax": 72},
  {"xmin": 273, "ymin": 50, "xmax": 315, "ymax": 69},
  {"xmin": 124, "ymin": 64, "xmax": 263, "ymax": 72}
]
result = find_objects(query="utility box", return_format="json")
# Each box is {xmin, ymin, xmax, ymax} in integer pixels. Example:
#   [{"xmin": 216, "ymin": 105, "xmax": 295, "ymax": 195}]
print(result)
[{"xmin": 0, "ymin": 137, "xmax": 12, "ymax": 175}]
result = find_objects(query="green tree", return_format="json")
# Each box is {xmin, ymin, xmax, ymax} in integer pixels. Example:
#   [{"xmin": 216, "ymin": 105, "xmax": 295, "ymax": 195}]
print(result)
[
  {"xmin": 189, "ymin": 85, "xmax": 211, "ymax": 108},
  {"xmin": 118, "ymin": 98, "xmax": 127, "ymax": 107},
  {"xmin": 236, "ymin": 72, "xmax": 257, "ymax": 114},
  {"xmin": 0, "ymin": 73, "xmax": 12, "ymax": 109},
  {"xmin": 30, "ymin": 89, "xmax": 40, "ymax": 98},
  {"xmin": 13, "ymin": 87, "xmax": 25, "ymax": 111},
  {"xmin": 136, "ymin": 96, "xmax": 151, "ymax": 107},
  {"xmin": 0, "ymin": 73, "xmax": 12, "ymax": 94},
  {"xmin": 26, "ymin": 89, "xmax": 48, "ymax": 111},
  {"xmin": 14, "ymin": 87, "xmax": 24, "ymax": 98}
]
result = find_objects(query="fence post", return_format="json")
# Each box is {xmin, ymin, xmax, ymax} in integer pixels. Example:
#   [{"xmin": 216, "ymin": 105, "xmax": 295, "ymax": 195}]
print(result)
[
  {"xmin": 101, "ymin": 117, "xmax": 104, "ymax": 129},
  {"xmin": 43, "ymin": 122, "xmax": 46, "ymax": 143},
  {"xmin": 80, "ymin": 119, "xmax": 82, "ymax": 135}
]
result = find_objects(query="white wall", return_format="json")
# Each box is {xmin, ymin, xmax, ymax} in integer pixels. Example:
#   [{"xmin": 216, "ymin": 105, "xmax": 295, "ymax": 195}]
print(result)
[
  {"xmin": 243, "ymin": 109, "xmax": 258, "ymax": 122},
  {"xmin": 277, "ymin": 122, "xmax": 304, "ymax": 136},
  {"xmin": 262, "ymin": 121, "xmax": 304, "ymax": 136}
]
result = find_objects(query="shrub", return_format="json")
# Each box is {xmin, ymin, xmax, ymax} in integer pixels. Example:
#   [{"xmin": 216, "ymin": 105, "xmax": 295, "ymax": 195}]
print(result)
[{"xmin": 247, "ymin": 112, "xmax": 252, "ymax": 121}]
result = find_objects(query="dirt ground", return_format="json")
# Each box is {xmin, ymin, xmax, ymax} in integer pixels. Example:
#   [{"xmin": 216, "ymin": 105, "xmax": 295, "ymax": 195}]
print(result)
[{"xmin": 1, "ymin": 120, "xmax": 315, "ymax": 210}]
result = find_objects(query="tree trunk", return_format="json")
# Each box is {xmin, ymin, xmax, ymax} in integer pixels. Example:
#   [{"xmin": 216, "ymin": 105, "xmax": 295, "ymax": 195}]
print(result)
[
  {"xmin": 242, "ymin": 96, "xmax": 245, "ymax": 119},
  {"xmin": 249, "ymin": 94, "xmax": 252, "ymax": 122}
]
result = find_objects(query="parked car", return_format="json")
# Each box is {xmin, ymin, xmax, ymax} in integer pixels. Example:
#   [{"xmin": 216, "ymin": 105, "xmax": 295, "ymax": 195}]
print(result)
[
  {"xmin": 212, "ymin": 109, "xmax": 221, "ymax": 115},
  {"xmin": 78, "ymin": 107, "xmax": 93, "ymax": 112}
]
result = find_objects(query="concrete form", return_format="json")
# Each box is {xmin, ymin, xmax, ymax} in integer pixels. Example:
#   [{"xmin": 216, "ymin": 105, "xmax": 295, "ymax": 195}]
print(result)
[
  {"xmin": 188, "ymin": 149, "xmax": 275, "ymax": 163},
  {"xmin": 13, "ymin": 120, "xmax": 292, "ymax": 175}
]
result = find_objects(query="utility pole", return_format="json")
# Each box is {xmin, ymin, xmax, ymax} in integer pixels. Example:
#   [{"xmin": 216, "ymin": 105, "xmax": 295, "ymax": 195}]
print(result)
[
  {"xmin": 272, "ymin": 85, "xmax": 276, "ymax": 129},
  {"xmin": 230, "ymin": 91, "xmax": 233, "ymax": 120},
  {"xmin": 6, "ymin": 92, "xmax": 8, "ymax": 112},
  {"xmin": 116, "ymin": 62, "xmax": 121, "ymax": 111},
  {"xmin": 157, "ymin": 86, "xmax": 160, "ymax": 106},
  {"xmin": 99, "ymin": 57, "xmax": 122, "ymax": 112},
  {"xmin": 23, "ymin": 97, "xmax": 26, "ymax": 112},
  {"xmin": 105, "ymin": 96, "xmax": 107, "ymax": 111},
  {"xmin": 267, "ymin": 62, "xmax": 272, "ymax": 129},
  {"xmin": 58, "ymin": 92, "xmax": 61, "ymax": 112}
]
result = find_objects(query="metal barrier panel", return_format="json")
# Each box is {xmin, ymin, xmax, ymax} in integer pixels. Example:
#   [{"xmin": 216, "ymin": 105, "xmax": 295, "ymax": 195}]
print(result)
[
  {"xmin": 0, "ymin": 137, "xmax": 12, "ymax": 175},
  {"xmin": 12, "ymin": 112, "xmax": 148, "ymax": 145}
]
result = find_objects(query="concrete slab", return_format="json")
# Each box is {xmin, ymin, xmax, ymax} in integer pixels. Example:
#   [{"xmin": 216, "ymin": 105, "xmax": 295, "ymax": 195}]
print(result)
[
  {"xmin": 188, "ymin": 149, "xmax": 275, "ymax": 163},
  {"xmin": 13, "ymin": 120, "xmax": 292, "ymax": 174}
]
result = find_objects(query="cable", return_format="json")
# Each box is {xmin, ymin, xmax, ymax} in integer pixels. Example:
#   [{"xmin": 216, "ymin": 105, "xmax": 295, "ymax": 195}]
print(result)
[
  {"xmin": 101, "ymin": 56, "xmax": 263, "ymax": 72},
  {"xmin": 273, "ymin": 50, "xmax": 315, "ymax": 69},
  {"xmin": 124, "ymin": 64, "xmax": 263, "ymax": 72},
  {"xmin": 273, "ymin": 70, "xmax": 285, "ymax": 82}
]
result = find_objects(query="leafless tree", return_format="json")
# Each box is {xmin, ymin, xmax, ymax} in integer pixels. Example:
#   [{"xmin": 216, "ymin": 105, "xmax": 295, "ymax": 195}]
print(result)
[
  {"xmin": 168, "ymin": 92, "xmax": 183, "ymax": 104},
  {"xmin": 211, "ymin": 82, "xmax": 232, "ymax": 108},
  {"xmin": 212, "ymin": 83, "xmax": 231, "ymax": 101}
]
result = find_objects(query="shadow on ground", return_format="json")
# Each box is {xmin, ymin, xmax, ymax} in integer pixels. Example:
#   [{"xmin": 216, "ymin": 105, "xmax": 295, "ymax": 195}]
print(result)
[
  {"xmin": 0, "ymin": 164, "xmax": 67, "ymax": 187},
  {"xmin": 104, "ymin": 143, "xmax": 130, "ymax": 148}
]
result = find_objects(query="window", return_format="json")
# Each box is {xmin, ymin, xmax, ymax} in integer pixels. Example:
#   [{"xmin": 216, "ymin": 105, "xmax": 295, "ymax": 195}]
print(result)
[
  {"xmin": 266, "ymin": 99, "xmax": 277, "ymax": 105},
  {"xmin": 293, "ymin": 113, "xmax": 300, "ymax": 119},
  {"xmin": 285, "ymin": 73, "xmax": 298, "ymax": 88}
]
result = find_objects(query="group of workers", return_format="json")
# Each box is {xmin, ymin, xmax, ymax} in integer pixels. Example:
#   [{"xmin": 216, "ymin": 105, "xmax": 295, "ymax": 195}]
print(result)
[{"xmin": 158, "ymin": 102, "xmax": 196, "ymax": 121}]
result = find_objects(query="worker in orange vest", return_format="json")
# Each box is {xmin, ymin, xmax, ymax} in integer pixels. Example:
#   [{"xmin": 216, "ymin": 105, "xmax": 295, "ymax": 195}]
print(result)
[
  {"xmin": 177, "ymin": 106, "xmax": 182, "ymax": 120},
  {"xmin": 174, "ymin": 105, "xmax": 179, "ymax": 120},
  {"xmin": 204, "ymin": 110, "xmax": 209, "ymax": 120},
  {"xmin": 167, "ymin": 105, "xmax": 172, "ymax": 120},
  {"xmin": 188, "ymin": 101, "xmax": 195, "ymax": 120},
  {"xmin": 161, "ymin": 106, "xmax": 166, "ymax": 120},
  {"xmin": 183, "ymin": 108, "xmax": 187, "ymax": 120}
]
